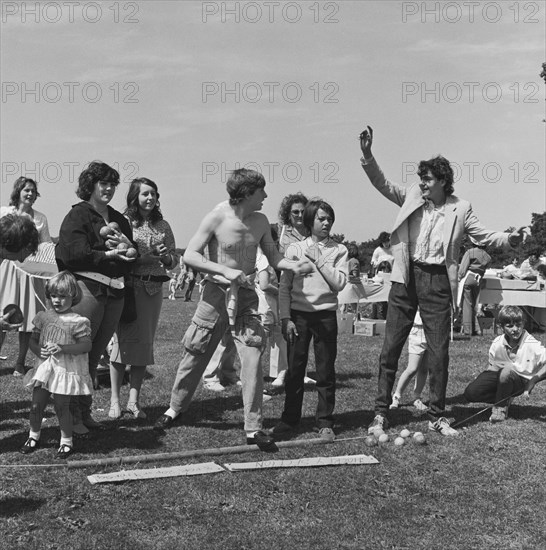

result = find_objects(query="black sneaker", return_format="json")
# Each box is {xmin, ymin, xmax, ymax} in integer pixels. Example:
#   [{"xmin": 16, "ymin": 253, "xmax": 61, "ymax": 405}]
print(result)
[{"xmin": 246, "ymin": 430, "xmax": 276, "ymax": 451}]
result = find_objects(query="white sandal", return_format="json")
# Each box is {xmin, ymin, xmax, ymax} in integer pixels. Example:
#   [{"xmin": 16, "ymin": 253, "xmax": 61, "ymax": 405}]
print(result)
[{"xmin": 108, "ymin": 401, "xmax": 122, "ymax": 419}]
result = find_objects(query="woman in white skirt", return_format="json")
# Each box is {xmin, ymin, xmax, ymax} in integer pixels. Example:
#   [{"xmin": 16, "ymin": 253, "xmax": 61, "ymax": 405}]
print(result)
[{"xmin": 0, "ymin": 177, "xmax": 51, "ymax": 376}]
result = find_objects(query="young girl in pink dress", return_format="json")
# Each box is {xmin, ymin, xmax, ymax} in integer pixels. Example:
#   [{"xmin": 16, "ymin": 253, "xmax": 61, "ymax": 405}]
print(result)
[{"xmin": 20, "ymin": 271, "xmax": 93, "ymax": 459}]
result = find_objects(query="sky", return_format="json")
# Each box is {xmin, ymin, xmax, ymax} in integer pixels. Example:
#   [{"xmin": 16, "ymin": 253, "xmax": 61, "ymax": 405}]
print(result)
[{"xmin": 1, "ymin": 0, "xmax": 545, "ymax": 247}]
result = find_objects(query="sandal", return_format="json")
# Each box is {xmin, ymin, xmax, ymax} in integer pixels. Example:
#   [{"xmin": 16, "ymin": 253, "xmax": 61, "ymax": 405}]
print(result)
[
  {"xmin": 56, "ymin": 444, "xmax": 73, "ymax": 459},
  {"xmin": 20, "ymin": 437, "xmax": 40, "ymax": 454},
  {"xmin": 126, "ymin": 402, "xmax": 147, "ymax": 419},
  {"xmin": 108, "ymin": 401, "xmax": 122, "ymax": 419}
]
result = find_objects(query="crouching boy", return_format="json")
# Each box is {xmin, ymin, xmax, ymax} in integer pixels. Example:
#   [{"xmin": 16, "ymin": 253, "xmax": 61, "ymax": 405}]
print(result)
[{"xmin": 463, "ymin": 305, "xmax": 546, "ymax": 422}]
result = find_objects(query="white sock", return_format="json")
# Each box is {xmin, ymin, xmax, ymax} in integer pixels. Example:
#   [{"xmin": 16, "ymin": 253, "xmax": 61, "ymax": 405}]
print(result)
[
  {"xmin": 165, "ymin": 408, "xmax": 179, "ymax": 419},
  {"xmin": 29, "ymin": 430, "xmax": 41, "ymax": 441},
  {"xmin": 60, "ymin": 437, "xmax": 73, "ymax": 447}
]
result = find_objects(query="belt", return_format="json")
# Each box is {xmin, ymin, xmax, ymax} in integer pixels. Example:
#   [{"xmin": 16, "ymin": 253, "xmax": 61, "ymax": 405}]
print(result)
[
  {"xmin": 411, "ymin": 261, "xmax": 446, "ymax": 273},
  {"xmin": 132, "ymin": 274, "xmax": 170, "ymax": 283},
  {"xmin": 74, "ymin": 271, "xmax": 125, "ymax": 289}
]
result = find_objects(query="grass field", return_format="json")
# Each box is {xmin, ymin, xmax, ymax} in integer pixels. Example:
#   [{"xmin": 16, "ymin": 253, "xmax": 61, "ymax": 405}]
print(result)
[{"xmin": 1, "ymin": 289, "xmax": 546, "ymax": 550}]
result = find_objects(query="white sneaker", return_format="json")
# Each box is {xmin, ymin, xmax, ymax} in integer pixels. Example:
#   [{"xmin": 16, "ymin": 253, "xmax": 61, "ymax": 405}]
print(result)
[
  {"xmin": 413, "ymin": 398, "xmax": 428, "ymax": 411},
  {"xmin": 389, "ymin": 395, "xmax": 400, "ymax": 409},
  {"xmin": 318, "ymin": 427, "xmax": 335, "ymax": 440},
  {"xmin": 367, "ymin": 414, "xmax": 388, "ymax": 435},
  {"xmin": 304, "ymin": 376, "xmax": 316, "ymax": 385},
  {"xmin": 271, "ymin": 372, "xmax": 286, "ymax": 387},
  {"xmin": 489, "ymin": 406, "xmax": 507, "ymax": 423},
  {"xmin": 204, "ymin": 382, "xmax": 226, "ymax": 392},
  {"xmin": 428, "ymin": 417, "xmax": 458, "ymax": 436}
]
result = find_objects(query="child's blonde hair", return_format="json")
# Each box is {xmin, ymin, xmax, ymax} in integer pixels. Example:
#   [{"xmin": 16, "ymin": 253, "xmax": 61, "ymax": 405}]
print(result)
[{"xmin": 45, "ymin": 270, "xmax": 82, "ymax": 305}]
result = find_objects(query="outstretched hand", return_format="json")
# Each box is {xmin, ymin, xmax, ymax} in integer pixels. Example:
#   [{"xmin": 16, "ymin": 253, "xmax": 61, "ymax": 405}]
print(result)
[
  {"xmin": 359, "ymin": 125, "xmax": 373, "ymax": 159},
  {"xmin": 508, "ymin": 226, "xmax": 530, "ymax": 247},
  {"xmin": 110, "ymin": 249, "xmax": 136, "ymax": 262},
  {"xmin": 293, "ymin": 258, "xmax": 314, "ymax": 276}
]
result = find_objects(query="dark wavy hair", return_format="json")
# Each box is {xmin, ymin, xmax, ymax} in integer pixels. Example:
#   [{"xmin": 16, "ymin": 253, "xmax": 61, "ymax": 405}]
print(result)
[
  {"xmin": 125, "ymin": 177, "xmax": 163, "ymax": 227},
  {"xmin": 417, "ymin": 156, "xmax": 454, "ymax": 196},
  {"xmin": 9, "ymin": 177, "xmax": 40, "ymax": 206},
  {"xmin": 377, "ymin": 231, "xmax": 391, "ymax": 247},
  {"xmin": 303, "ymin": 198, "xmax": 335, "ymax": 232},
  {"xmin": 76, "ymin": 161, "xmax": 120, "ymax": 201},
  {"xmin": 278, "ymin": 193, "xmax": 308, "ymax": 226},
  {"xmin": 527, "ymin": 247, "xmax": 543, "ymax": 260},
  {"xmin": 226, "ymin": 169, "xmax": 265, "ymax": 206},
  {"xmin": 0, "ymin": 213, "xmax": 39, "ymax": 254}
]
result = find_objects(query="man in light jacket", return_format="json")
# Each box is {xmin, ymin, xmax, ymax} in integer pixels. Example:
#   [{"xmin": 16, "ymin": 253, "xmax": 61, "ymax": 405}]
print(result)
[{"xmin": 359, "ymin": 125, "xmax": 526, "ymax": 436}]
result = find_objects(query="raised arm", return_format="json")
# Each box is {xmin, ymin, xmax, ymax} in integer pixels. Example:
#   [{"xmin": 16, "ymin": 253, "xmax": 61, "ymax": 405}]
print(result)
[{"xmin": 359, "ymin": 125, "xmax": 407, "ymax": 207}]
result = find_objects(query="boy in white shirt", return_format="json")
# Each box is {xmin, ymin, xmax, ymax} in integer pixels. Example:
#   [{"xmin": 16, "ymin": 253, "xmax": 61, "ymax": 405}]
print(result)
[{"xmin": 463, "ymin": 305, "xmax": 546, "ymax": 422}]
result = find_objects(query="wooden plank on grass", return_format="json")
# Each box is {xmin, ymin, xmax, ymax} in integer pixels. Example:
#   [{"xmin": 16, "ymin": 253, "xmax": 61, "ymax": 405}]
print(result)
[
  {"xmin": 87, "ymin": 462, "xmax": 225, "ymax": 484},
  {"xmin": 224, "ymin": 454, "xmax": 379, "ymax": 472}
]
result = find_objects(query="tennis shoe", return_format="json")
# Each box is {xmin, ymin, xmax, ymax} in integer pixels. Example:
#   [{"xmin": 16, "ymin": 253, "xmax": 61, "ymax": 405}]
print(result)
[{"xmin": 428, "ymin": 417, "xmax": 458, "ymax": 436}]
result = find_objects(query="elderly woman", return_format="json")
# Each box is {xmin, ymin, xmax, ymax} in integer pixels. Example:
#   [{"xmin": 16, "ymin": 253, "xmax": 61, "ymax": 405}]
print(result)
[
  {"xmin": 109, "ymin": 177, "xmax": 177, "ymax": 420},
  {"xmin": 55, "ymin": 161, "xmax": 134, "ymax": 433},
  {"xmin": 0, "ymin": 177, "xmax": 51, "ymax": 376}
]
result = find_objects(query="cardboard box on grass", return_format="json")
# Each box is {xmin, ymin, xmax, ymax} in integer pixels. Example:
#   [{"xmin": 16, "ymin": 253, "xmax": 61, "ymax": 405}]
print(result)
[
  {"xmin": 337, "ymin": 312, "xmax": 356, "ymax": 334},
  {"xmin": 354, "ymin": 320, "xmax": 375, "ymax": 336},
  {"xmin": 353, "ymin": 319, "xmax": 387, "ymax": 337}
]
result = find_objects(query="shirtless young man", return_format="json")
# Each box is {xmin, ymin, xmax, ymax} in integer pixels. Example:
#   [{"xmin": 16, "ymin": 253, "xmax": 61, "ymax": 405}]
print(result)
[{"xmin": 154, "ymin": 169, "xmax": 312, "ymax": 449}]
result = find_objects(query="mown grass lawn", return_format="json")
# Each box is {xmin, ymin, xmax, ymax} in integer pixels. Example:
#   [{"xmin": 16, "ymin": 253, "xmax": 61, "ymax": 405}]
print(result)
[{"xmin": 1, "ymin": 289, "xmax": 546, "ymax": 550}]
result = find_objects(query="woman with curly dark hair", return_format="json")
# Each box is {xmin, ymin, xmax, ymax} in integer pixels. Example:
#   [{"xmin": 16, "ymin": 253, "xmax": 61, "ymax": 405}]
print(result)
[
  {"xmin": 276, "ymin": 193, "xmax": 316, "ymax": 385},
  {"xmin": 277, "ymin": 193, "xmax": 309, "ymax": 256},
  {"xmin": 56, "ymin": 161, "xmax": 135, "ymax": 433},
  {"xmin": 108, "ymin": 178, "xmax": 177, "ymax": 420}
]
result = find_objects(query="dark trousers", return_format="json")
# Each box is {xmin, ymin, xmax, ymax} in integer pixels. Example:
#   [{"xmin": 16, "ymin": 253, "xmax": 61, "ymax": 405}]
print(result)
[
  {"xmin": 375, "ymin": 263, "xmax": 451, "ymax": 419},
  {"xmin": 71, "ymin": 279, "xmax": 124, "ymax": 422},
  {"xmin": 281, "ymin": 310, "xmax": 337, "ymax": 429},
  {"xmin": 464, "ymin": 369, "xmax": 526, "ymax": 406},
  {"xmin": 185, "ymin": 278, "xmax": 196, "ymax": 301}
]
